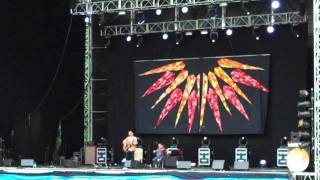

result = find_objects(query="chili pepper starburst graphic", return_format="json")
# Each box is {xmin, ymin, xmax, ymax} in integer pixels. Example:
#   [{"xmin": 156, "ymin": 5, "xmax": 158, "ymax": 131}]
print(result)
[{"xmin": 139, "ymin": 58, "xmax": 269, "ymax": 132}]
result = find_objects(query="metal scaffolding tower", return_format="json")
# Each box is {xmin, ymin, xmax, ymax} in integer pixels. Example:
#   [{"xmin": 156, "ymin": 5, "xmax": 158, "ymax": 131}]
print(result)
[
  {"xmin": 313, "ymin": 0, "xmax": 320, "ymax": 178},
  {"xmin": 84, "ymin": 14, "xmax": 93, "ymax": 143}
]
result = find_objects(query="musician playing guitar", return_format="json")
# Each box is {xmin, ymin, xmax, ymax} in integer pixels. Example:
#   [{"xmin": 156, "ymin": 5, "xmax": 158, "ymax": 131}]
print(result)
[{"xmin": 122, "ymin": 130, "xmax": 138, "ymax": 160}]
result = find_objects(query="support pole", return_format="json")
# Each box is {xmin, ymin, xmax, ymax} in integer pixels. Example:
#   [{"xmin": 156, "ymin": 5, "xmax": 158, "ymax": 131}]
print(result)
[
  {"xmin": 313, "ymin": 0, "xmax": 320, "ymax": 179},
  {"xmin": 84, "ymin": 14, "xmax": 93, "ymax": 144}
]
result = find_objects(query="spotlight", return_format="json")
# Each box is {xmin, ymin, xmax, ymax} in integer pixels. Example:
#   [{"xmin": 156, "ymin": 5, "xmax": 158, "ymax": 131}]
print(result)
[
  {"xmin": 267, "ymin": 25, "xmax": 275, "ymax": 34},
  {"xmin": 84, "ymin": 16, "xmax": 90, "ymax": 23},
  {"xmin": 252, "ymin": 28, "xmax": 260, "ymax": 40},
  {"xmin": 238, "ymin": 137, "xmax": 248, "ymax": 147},
  {"xmin": 299, "ymin": 90, "xmax": 310, "ymax": 98},
  {"xmin": 162, "ymin": 33, "xmax": 169, "ymax": 40},
  {"xmin": 185, "ymin": 31, "xmax": 193, "ymax": 36},
  {"xmin": 200, "ymin": 30, "xmax": 208, "ymax": 35},
  {"xmin": 280, "ymin": 136, "xmax": 288, "ymax": 146},
  {"xmin": 298, "ymin": 119, "xmax": 311, "ymax": 129},
  {"xmin": 175, "ymin": 32, "xmax": 183, "ymax": 45},
  {"xmin": 259, "ymin": 159, "xmax": 267, "ymax": 168},
  {"xmin": 291, "ymin": 25, "xmax": 301, "ymax": 38},
  {"xmin": 201, "ymin": 136, "xmax": 210, "ymax": 147},
  {"xmin": 226, "ymin": 29, "xmax": 233, "ymax": 36},
  {"xmin": 118, "ymin": 11, "xmax": 126, "ymax": 15},
  {"xmin": 136, "ymin": 36, "xmax": 143, "ymax": 47},
  {"xmin": 171, "ymin": 136, "xmax": 179, "ymax": 148},
  {"xmin": 271, "ymin": 0, "xmax": 280, "ymax": 10},
  {"xmin": 156, "ymin": 8, "xmax": 162, "ymax": 16},
  {"xmin": 181, "ymin": 6, "xmax": 189, "ymax": 14},
  {"xmin": 241, "ymin": 2, "xmax": 250, "ymax": 15},
  {"xmin": 137, "ymin": 12, "xmax": 146, "ymax": 25},
  {"xmin": 126, "ymin": 35, "xmax": 132, "ymax": 42},
  {"xmin": 209, "ymin": 30, "xmax": 218, "ymax": 43}
]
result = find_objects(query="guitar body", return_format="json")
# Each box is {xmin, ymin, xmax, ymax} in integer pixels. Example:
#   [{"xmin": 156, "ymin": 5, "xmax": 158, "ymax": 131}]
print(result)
[{"xmin": 123, "ymin": 143, "xmax": 137, "ymax": 152}]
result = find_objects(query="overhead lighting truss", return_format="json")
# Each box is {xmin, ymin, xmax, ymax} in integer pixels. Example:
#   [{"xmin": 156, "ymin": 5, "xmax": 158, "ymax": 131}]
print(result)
[
  {"xmin": 100, "ymin": 12, "xmax": 306, "ymax": 37},
  {"xmin": 71, "ymin": 0, "xmax": 261, "ymax": 15}
]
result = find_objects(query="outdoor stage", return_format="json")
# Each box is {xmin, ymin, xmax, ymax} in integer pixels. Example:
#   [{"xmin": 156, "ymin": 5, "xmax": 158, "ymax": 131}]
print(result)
[{"xmin": 0, "ymin": 167, "xmax": 290, "ymax": 180}]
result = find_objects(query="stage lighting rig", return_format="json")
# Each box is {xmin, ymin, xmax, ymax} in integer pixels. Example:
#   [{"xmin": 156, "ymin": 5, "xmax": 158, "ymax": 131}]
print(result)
[
  {"xmin": 198, "ymin": 136, "xmax": 212, "ymax": 166},
  {"xmin": 267, "ymin": 25, "xmax": 275, "ymax": 34},
  {"xmin": 136, "ymin": 36, "xmax": 143, "ymax": 47},
  {"xmin": 252, "ymin": 27, "xmax": 260, "ymax": 40},
  {"xmin": 234, "ymin": 137, "xmax": 249, "ymax": 169},
  {"xmin": 277, "ymin": 137, "xmax": 288, "ymax": 167},
  {"xmin": 271, "ymin": 0, "xmax": 280, "ymax": 10},
  {"xmin": 162, "ymin": 33, "xmax": 169, "ymax": 40},
  {"xmin": 175, "ymin": 32, "xmax": 184, "ymax": 45},
  {"xmin": 209, "ymin": 30, "xmax": 218, "ymax": 43},
  {"xmin": 126, "ymin": 35, "xmax": 132, "ymax": 42},
  {"xmin": 291, "ymin": 25, "xmax": 301, "ymax": 38},
  {"xmin": 155, "ymin": 8, "xmax": 162, "ymax": 16},
  {"xmin": 226, "ymin": 29, "xmax": 233, "ymax": 36},
  {"xmin": 170, "ymin": 136, "xmax": 179, "ymax": 148}
]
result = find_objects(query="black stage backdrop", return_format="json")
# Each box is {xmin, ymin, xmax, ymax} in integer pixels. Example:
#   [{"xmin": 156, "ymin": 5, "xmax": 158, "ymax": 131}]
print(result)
[
  {"xmin": 92, "ymin": 23, "xmax": 309, "ymax": 167},
  {"xmin": 134, "ymin": 56, "xmax": 270, "ymax": 134}
]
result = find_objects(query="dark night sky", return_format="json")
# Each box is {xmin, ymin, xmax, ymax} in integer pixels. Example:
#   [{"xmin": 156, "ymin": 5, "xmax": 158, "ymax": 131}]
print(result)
[{"xmin": 1, "ymin": 0, "xmax": 84, "ymax": 161}]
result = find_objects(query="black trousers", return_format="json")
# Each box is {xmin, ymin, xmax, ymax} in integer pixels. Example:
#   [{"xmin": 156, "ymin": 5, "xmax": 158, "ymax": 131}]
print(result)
[{"xmin": 125, "ymin": 151, "xmax": 134, "ymax": 160}]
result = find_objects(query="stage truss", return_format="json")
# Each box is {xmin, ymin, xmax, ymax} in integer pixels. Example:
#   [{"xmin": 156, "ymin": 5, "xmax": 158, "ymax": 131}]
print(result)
[
  {"xmin": 73, "ymin": 1, "xmax": 319, "ymax": 178},
  {"xmin": 100, "ymin": 12, "xmax": 306, "ymax": 36},
  {"xmin": 313, "ymin": 0, "xmax": 320, "ymax": 179},
  {"xmin": 71, "ymin": 0, "xmax": 262, "ymax": 15}
]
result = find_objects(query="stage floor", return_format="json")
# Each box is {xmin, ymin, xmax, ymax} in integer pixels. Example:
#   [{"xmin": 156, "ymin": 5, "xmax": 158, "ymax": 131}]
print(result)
[{"xmin": 0, "ymin": 166, "xmax": 290, "ymax": 180}]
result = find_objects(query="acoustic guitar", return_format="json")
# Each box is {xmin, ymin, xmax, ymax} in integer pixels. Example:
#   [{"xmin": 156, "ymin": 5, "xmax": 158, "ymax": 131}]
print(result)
[{"xmin": 123, "ymin": 143, "xmax": 136, "ymax": 152}]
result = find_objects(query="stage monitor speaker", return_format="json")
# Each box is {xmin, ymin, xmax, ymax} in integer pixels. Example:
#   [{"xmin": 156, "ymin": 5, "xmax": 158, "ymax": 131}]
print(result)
[
  {"xmin": 233, "ymin": 161, "xmax": 249, "ymax": 170},
  {"xmin": 177, "ymin": 161, "xmax": 191, "ymax": 169},
  {"xmin": 20, "ymin": 159, "xmax": 34, "ymax": 167},
  {"xmin": 212, "ymin": 160, "xmax": 225, "ymax": 170},
  {"xmin": 124, "ymin": 160, "xmax": 132, "ymax": 168},
  {"xmin": 164, "ymin": 156, "xmax": 178, "ymax": 168}
]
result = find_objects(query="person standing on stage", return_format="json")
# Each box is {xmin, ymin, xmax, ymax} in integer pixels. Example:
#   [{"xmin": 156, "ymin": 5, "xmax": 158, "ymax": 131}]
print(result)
[
  {"xmin": 122, "ymin": 130, "xmax": 138, "ymax": 160},
  {"xmin": 152, "ymin": 143, "xmax": 166, "ymax": 168}
]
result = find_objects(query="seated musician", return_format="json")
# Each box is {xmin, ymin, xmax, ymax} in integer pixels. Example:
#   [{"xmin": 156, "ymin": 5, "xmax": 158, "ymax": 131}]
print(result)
[
  {"xmin": 152, "ymin": 143, "xmax": 166, "ymax": 168},
  {"xmin": 122, "ymin": 130, "xmax": 138, "ymax": 161}
]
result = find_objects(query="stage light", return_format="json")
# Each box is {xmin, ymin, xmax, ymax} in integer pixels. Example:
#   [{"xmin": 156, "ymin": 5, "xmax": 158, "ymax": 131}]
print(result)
[
  {"xmin": 126, "ymin": 35, "xmax": 132, "ymax": 42},
  {"xmin": 200, "ymin": 30, "xmax": 208, "ymax": 35},
  {"xmin": 136, "ymin": 36, "xmax": 143, "ymax": 47},
  {"xmin": 118, "ymin": 11, "xmax": 126, "ymax": 15},
  {"xmin": 267, "ymin": 25, "xmax": 275, "ymax": 34},
  {"xmin": 84, "ymin": 16, "xmax": 90, "ymax": 23},
  {"xmin": 175, "ymin": 32, "xmax": 183, "ymax": 45},
  {"xmin": 271, "ymin": 0, "xmax": 280, "ymax": 10},
  {"xmin": 181, "ymin": 6, "xmax": 189, "ymax": 14},
  {"xmin": 156, "ymin": 8, "xmax": 162, "ymax": 16},
  {"xmin": 298, "ymin": 119, "xmax": 311, "ymax": 129},
  {"xmin": 259, "ymin": 159, "xmax": 267, "ymax": 168},
  {"xmin": 252, "ymin": 28, "xmax": 260, "ymax": 40},
  {"xmin": 201, "ymin": 136, "xmax": 210, "ymax": 147},
  {"xmin": 171, "ymin": 136, "xmax": 179, "ymax": 148},
  {"xmin": 137, "ymin": 13, "xmax": 146, "ymax": 25},
  {"xmin": 291, "ymin": 25, "xmax": 301, "ymax": 38},
  {"xmin": 226, "ymin": 29, "xmax": 233, "ymax": 36},
  {"xmin": 299, "ymin": 90, "xmax": 310, "ymax": 98},
  {"xmin": 238, "ymin": 137, "xmax": 248, "ymax": 147},
  {"xmin": 185, "ymin": 31, "xmax": 193, "ymax": 36},
  {"xmin": 162, "ymin": 33, "xmax": 169, "ymax": 40},
  {"xmin": 280, "ymin": 136, "xmax": 288, "ymax": 146},
  {"xmin": 209, "ymin": 30, "xmax": 218, "ymax": 43}
]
